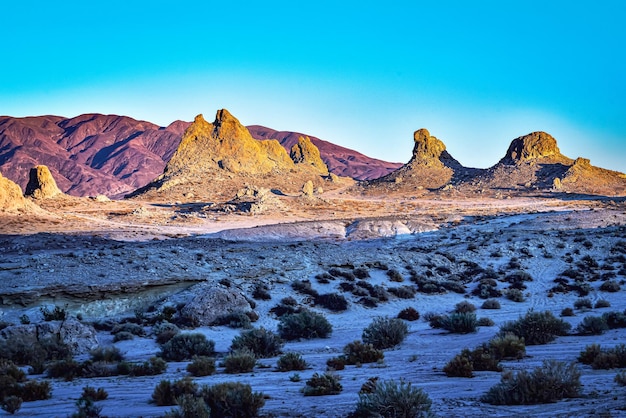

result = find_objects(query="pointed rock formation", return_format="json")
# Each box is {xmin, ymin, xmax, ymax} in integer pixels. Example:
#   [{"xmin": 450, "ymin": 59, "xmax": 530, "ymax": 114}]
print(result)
[
  {"xmin": 0, "ymin": 170, "xmax": 34, "ymax": 212},
  {"xmin": 407, "ymin": 129, "xmax": 462, "ymax": 168},
  {"xmin": 290, "ymin": 136, "xmax": 329, "ymax": 175},
  {"xmin": 25, "ymin": 165, "xmax": 64, "ymax": 199}
]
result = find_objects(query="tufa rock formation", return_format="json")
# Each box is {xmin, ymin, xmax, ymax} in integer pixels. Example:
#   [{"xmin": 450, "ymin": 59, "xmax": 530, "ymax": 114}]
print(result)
[
  {"xmin": 0, "ymin": 170, "xmax": 32, "ymax": 212},
  {"xmin": 25, "ymin": 165, "xmax": 64, "ymax": 199},
  {"xmin": 501, "ymin": 131, "xmax": 566, "ymax": 163},
  {"xmin": 290, "ymin": 136, "xmax": 329, "ymax": 175}
]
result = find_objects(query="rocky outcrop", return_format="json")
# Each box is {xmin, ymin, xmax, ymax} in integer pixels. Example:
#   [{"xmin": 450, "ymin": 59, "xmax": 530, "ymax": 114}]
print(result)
[
  {"xmin": 25, "ymin": 165, "xmax": 63, "ymax": 199},
  {"xmin": 176, "ymin": 284, "xmax": 251, "ymax": 326},
  {"xmin": 407, "ymin": 129, "xmax": 462, "ymax": 168},
  {"xmin": 501, "ymin": 131, "xmax": 564, "ymax": 163},
  {"xmin": 0, "ymin": 170, "xmax": 33, "ymax": 212},
  {"xmin": 0, "ymin": 318, "xmax": 99, "ymax": 354},
  {"xmin": 290, "ymin": 136, "xmax": 329, "ymax": 175},
  {"xmin": 557, "ymin": 157, "xmax": 626, "ymax": 196}
]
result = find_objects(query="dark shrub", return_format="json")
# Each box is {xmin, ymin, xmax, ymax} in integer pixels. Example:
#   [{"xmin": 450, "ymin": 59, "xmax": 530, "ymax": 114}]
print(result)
[
  {"xmin": 19, "ymin": 380, "xmax": 52, "ymax": 402},
  {"xmin": 81, "ymin": 386, "xmax": 108, "ymax": 401},
  {"xmin": 303, "ymin": 373, "xmax": 342, "ymax": 396},
  {"xmin": 578, "ymin": 344, "xmax": 626, "ymax": 369},
  {"xmin": 40, "ymin": 305, "xmax": 67, "ymax": 321},
  {"xmin": 505, "ymin": 288, "xmax": 525, "ymax": 302},
  {"xmin": 163, "ymin": 394, "xmax": 210, "ymax": 418},
  {"xmin": 113, "ymin": 331, "xmax": 134, "ymax": 342},
  {"xmin": 315, "ymin": 293, "xmax": 348, "ymax": 312},
  {"xmin": 223, "ymin": 348, "xmax": 256, "ymax": 374},
  {"xmin": 603, "ymin": 311, "xmax": 626, "ymax": 329},
  {"xmin": 90, "ymin": 346, "xmax": 123, "ymax": 363},
  {"xmin": 291, "ymin": 280, "xmax": 318, "ymax": 297},
  {"xmin": 343, "ymin": 340, "xmax": 384, "ymax": 365},
  {"xmin": 1, "ymin": 395, "xmax": 22, "ymax": 414},
  {"xmin": 388, "ymin": 286, "xmax": 416, "ymax": 299},
  {"xmin": 252, "ymin": 284, "xmax": 272, "ymax": 300},
  {"xmin": 186, "ymin": 356, "xmax": 216, "ymax": 376},
  {"xmin": 443, "ymin": 351, "xmax": 473, "ymax": 377},
  {"xmin": 153, "ymin": 322, "xmax": 181, "ymax": 344},
  {"xmin": 200, "ymin": 382, "xmax": 265, "ymax": 418},
  {"xmin": 398, "ymin": 307, "xmax": 420, "ymax": 321},
  {"xmin": 600, "ymin": 281, "xmax": 621, "ymax": 292},
  {"xmin": 351, "ymin": 379, "xmax": 433, "ymax": 418},
  {"xmin": 578, "ymin": 344, "xmax": 602, "ymax": 365},
  {"xmin": 212, "ymin": 311, "xmax": 252, "ymax": 329},
  {"xmin": 278, "ymin": 311, "xmax": 332, "ymax": 341},
  {"xmin": 362, "ymin": 317, "xmax": 408, "ymax": 349},
  {"xmin": 454, "ymin": 301, "xmax": 476, "ymax": 313},
  {"xmin": 574, "ymin": 298, "xmax": 592, "ymax": 310},
  {"xmin": 70, "ymin": 398, "xmax": 102, "ymax": 418},
  {"xmin": 152, "ymin": 377, "xmax": 198, "ymax": 407},
  {"xmin": 111, "ymin": 322, "xmax": 144, "ymax": 337},
  {"xmin": 354, "ymin": 267, "xmax": 370, "ymax": 279},
  {"xmin": 481, "ymin": 360, "xmax": 581, "ymax": 404},
  {"xmin": 575, "ymin": 315, "xmax": 609, "ymax": 335},
  {"xmin": 489, "ymin": 333, "xmax": 526, "ymax": 360},
  {"xmin": 231, "ymin": 327, "xmax": 283, "ymax": 358},
  {"xmin": 276, "ymin": 352, "xmax": 307, "ymax": 372},
  {"xmin": 269, "ymin": 297, "xmax": 302, "ymax": 318},
  {"xmin": 499, "ymin": 310, "xmax": 571, "ymax": 345},
  {"xmin": 46, "ymin": 359, "xmax": 83, "ymax": 381},
  {"xmin": 472, "ymin": 279, "xmax": 502, "ymax": 299},
  {"xmin": 477, "ymin": 317, "xmax": 495, "ymax": 327},
  {"xmin": 326, "ymin": 357, "xmax": 346, "ymax": 371},
  {"xmin": 0, "ymin": 334, "xmax": 71, "ymax": 369},
  {"xmin": 561, "ymin": 307, "xmax": 575, "ymax": 317},
  {"xmin": 439, "ymin": 312, "xmax": 478, "ymax": 334},
  {"xmin": 469, "ymin": 345, "xmax": 502, "ymax": 371},
  {"xmin": 160, "ymin": 333, "xmax": 215, "ymax": 361},
  {"xmin": 387, "ymin": 269, "xmax": 404, "ymax": 282},
  {"xmin": 594, "ymin": 299, "xmax": 611, "ymax": 309},
  {"xmin": 615, "ymin": 370, "xmax": 626, "ymax": 386},
  {"xmin": 119, "ymin": 356, "xmax": 167, "ymax": 376}
]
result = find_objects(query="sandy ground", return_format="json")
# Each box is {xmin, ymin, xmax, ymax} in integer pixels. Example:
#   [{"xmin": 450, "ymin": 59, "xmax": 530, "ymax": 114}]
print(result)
[{"xmin": 1, "ymin": 194, "xmax": 626, "ymax": 417}]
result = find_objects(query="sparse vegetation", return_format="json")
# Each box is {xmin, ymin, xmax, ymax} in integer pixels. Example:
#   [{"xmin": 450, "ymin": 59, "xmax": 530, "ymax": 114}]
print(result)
[
  {"xmin": 152, "ymin": 377, "xmax": 198, "ymax": 407},
  {"xmin": 575, "ymin": 315, "xmax": 609, "ymax": 335},
  {"xmin": 231, "ymin": 327, "xmax": 283, "ymax": 358},
  {"xmin": 186, "ymin": 356, "xmax": 216, "ymax": 376},
  {"xmin": 481, "ymin": 299, "xmax": 501, "ymax": 309},
  {"xmin": 276, "ymin": 352, "xmax": 307, "ymax": 372},
  {"xmin": 499, "ymin": 310, "xmax": 571, "ymax": 345},
  {"xmin": 303, "ymin": 373, "xmax": 342, "ymax": 396},
  {"xmin": 343, "ymin": 340, "xmax": 384, "ymax": 365},
  {"xmin": 278, "ymin": 311, "xmax": 332, "ymax": 341},
  {"xmin": 160, "ymin": 333, "xmax": 215, "ymax": 361},
  {"xmin": 398, "ymin": 307, "xmax": 420, "ymax": 321},
  {"xmin": 362, "ymin": 317, "xmax": 408, "ymax": 349},
  {"xmin": 351, "ymin": 379, "xmax": 434, "ymax": 418},
  {"xmin": 223, "ymin": 348, "xmax": 257, "ymax": 374},
  {"xmin": 200, "ymin": 381, "xmax": 265, "ymax": 418}
]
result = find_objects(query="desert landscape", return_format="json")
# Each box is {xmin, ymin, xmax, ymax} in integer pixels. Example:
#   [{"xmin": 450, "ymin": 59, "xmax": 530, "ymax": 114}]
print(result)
[{"xmin": 0, "ymin": 108, "xmax": 626, "ymax": 417}]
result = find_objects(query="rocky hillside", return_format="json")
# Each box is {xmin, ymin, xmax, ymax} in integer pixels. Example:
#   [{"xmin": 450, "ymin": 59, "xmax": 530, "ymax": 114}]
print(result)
[
  {"xmin": 0, "ymin": 114, "xmax": 186, "ymax": 197},
  {"xmin": 248, "ymin": 125, "xmax": 402, "ymax": 180}
]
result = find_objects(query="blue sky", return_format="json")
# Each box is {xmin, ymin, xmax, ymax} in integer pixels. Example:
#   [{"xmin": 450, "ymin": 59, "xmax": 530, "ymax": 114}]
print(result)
[{"xmin": 2, "ymin": 1, "xmax": 624, "ymax": 171}]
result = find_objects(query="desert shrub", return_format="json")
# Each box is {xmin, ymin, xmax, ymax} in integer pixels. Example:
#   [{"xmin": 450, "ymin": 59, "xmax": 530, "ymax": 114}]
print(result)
[
  {"xmin": 359, "ymin": 377, "xmax": 379, "ymax": 394},
  {"xmin": 469, "ymin": 345, "xmax": 502, "ymax": 371},
  {"xmin": 505, "ymin": 288, "xmax": 525, "ymax": 302},
  {"xmin": 223, "ymin": 349, "xmax": 257, "ymax": 374},
  {"xmin": 575, "ymin": 315, "xmax": 609, "ymax": 335},
  {"xmin": 212, "ymin": 311, "xmax": 252, "ymax": 329},
  {"xmin": 81, "ymin": 386, "xmax": 108, "ymax": 401},
  {"xmin": 326, "ymin": 356, "xmax": 346, "ymax": 371},
  {"xmin": 443, "ymin": 352, "xmax": 474, "ymax": 377},
  {"xmin": 315, "ymin": 293, "xmax": 348, "ymax": 311},
  {"xmin": 19, "ymin": 380, "xmax": 52, "ymax": 402},
  {"xmin": 489, "ymin": 333, "xmax": 526, "ymax": 360},
  {"xmin": 70, "ymin": 397, "xmax": 103, "ymax": 418},
  {"xmin": 90, "ymin": 346, "xmax": 123, "ymax": 363},
  {"xmin": 572, "ymin": 281, "xmax": 592, "ymax": 297},
  {"xmin": 252, "ymin": 283, "xmax": 272, "ymax": 300},
  {"xmin": 574, "ymin": 298, "xmax": 593, "ymax": 310},
  {"xmin": 387, "ymin": 269, "xmax": 404, "ymax": 282},
  {"xmin": 200, "ymin": 381, "xmax": 265, "ymax": 418},
  {"xmin": 269, "ymin": 297, "xmax": 302, "ymax": 318},
  {"xmin": 343, "ymin": 340, "xmax": 384, "ymax": 365},
  {"xmin": 388, "ymin": 286, "xmax": 416, "ymax": 299},
  {"xmin": 1, "ymin": 396, "xmax": 22, "ymax": 414},
  {"xmin": 353, "ymin": 267, "xmax": 370, "ymax": 279},
  {"xmin": 0, "ymin": 334, "xmax": 71, "ymax": 369},
  {"xmin": 504, "ymin": 271, "xmax": 533, "ymax": 287},
  {"xmin": 369, "ymin": 285, "xmax": 390, "ymax": 301},
  {"xmin": 160, "ymin": 333, "xmax": 215, "ymax": 361},
  {"xmin": 119, "ymin": 356, "xmax": 167, "ymax": 376},
  {"xmin": 111, "ymin": 322, "xmax": 145, "ymax": 337},
  {"xmin": 291, "ymin": 280, "xmax": 318, "ymax": 297},
  {"xmin": 278, "ymin": 311, "xmax": 332, "ymax": 341},
  {"xmin": 46, "ymin": 359, "xmax": 83, "ymax": 381},
  {"xmin": 163, "ymin": 394, "xmax": 211, "ymax": 418},
  {"xmin": 594, "ymin": 299, "xmax": 611, "ymax": 309},
  {"xmin": 481, "ymin": 360, "xmax": 581, "ymax": 405},
  {"xmin": 499, "ymin": 310, "xmax": 571, "ymax": 345},
  {"xmin": 362, "ymin": 317, "xmax": 408, "ymax": 349},
  {"xmin": 276, "ymin": 352, "xmax": 307, "ymax": 372},
  {"xmin": 357, "ymin": 296, "xmax": 379, "ymax": 308},
  {"xmin": 603, "ymin": 311, "xmax": 626, "ymax": 329},
  {"xmin": 424, "ymin": 312, "xmax": 444, "ymax": 329},
  {"xmin": 351, "ymin": 379, "xmax": 434, "ymax": 418},
  {"xmin": 40, "ymin": 305, "xmax": 67, "ymax": 321},
  {"xmin": 439, "ymin": 312, "xmax": 478, "ymax": 334},
  {"xmin": 186, "ymin": 356, "xmax": 216, "ymax": 376},
  {"xmin": 561, "ymin": 307, "xmax": 575, "ymax": 317},
  {"xmin": 454, "ymin": 301, "xmax": 477, "ymax": 313},
  {"xmin": 315, "ymin": 273, "xmax": 334, "ymax": 284},
  {"xmin": 398, "ymin": 307, "xmax": 420, "ymax": 321},
  {"xmin": 578, "ymin": 344, "xmax": 602, "ymax": 365},
  {"xmin": 152, "ymin": 377, "xmax": 198, "ymax": 406},
  {"xmin": 303, "ymin": 373, "xmax": 342, "ymax": 396},
  {"xmin": 600, "ymin": 280, "xmax": 621, "ymax": 292},
  {"xmin": 615, "ymin": 370, "xmax": 626, "ymax": 386},
  {"xmin": 231, "ymin": 327, "xmax": 283, "ymax": 358},
  {"xmin": 477, "ymin": 317, "xmax": 495, "ymax": 327},
  {"xmin": 153, "ymin": 322, "xmax": 181, "ymax": 344},
  {"xmin": 578, "ymin": 344, "xmax": 626, "ymax": 369},
  {"xmin": 472, "ymin": 279, "xmax": 502, "ymax": 299},
  {"xmin": 113, "ymin": 331, "xmax": 134, "ymax": 342}
]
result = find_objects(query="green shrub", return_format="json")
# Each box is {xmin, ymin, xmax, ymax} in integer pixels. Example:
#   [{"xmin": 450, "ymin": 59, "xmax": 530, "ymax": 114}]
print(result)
[
  {"xmin": 303, "ymin": 373, "xmax": 342, "ymax": 396},
  {"xmin": 81, "ymin": 386, "xmax": 108, "ymax": 401},
  {"xmin": 200, "ymin": 382, "xmax": 265, "ymax": 418},
  {"xmin": 1, "ymin": 396, "xmax": 22, "ymax": 414},
  {"xmin": 439, "ymin": 312, "xmax": 478, "ymax": 334},
  {"xmin": 398, "ymin": 307, "xmax": 420, "ymax": 321},
  {"xmin": 315, "ymin": 293, "xmax": 348, "ymax": 311},
  {"xmin": 160, "ymin": 333, "xmax": 215, "ymax": 361},
  {"xmin": 152, "ymin": 377, "xmax": 198, "ymax": 406},
  {"xmin": 40, "ymin": 305, "xmax": 67, "ymax": 321},
  {"xmin": 223, "ymin": 349, "xmax": 256, "ymax": 374},
  {"xmin": 574, "ymin": 298, "xmax": 592, "ymax": 310},
  {"xmin": 454, "ymin": 301, "xmax": 476, "ymax": 313},
  {"xmin": 499, "ymin": 310, "xmax": 571, "ymax": 345},
  {"xmin": 278, "ymin": 311, "xmax": 332, "ymax": 341},
  {"xmin": 351, "ymin": 379, "xmax": 434, "ymax": 418},
  {"xmin": 90, "ymin": 346, "xmax": 123, "ymax": 363},
  {"xmin": 443, "ymin": 352, "xmax": 473, "ymax": 377},
  {"xmin": 481, "ymin": 360, "xmax": 581, "ymax": 404},
  {"xmin": 276, "ymin": 352, "xmax": 307, "ymax": 372},
  {"xmin": 575, "ymin": 315, "xmax": 609, "ymax": 335},
  {"xmin": 163, "ymin": 394, "xmax": 210, "ymax": 418},
  {"xmin": 186, "ymin": 356, "xmax": 216, "ymax": 377},
  {"xmin": 489, "ymin": 333, "xmax": 526, "ymax": 360},
  {"xmin": 481, "ymin": 299, "xmax": 501, "ymax": 309},
  {"xmin": 230, "ymin": 327, "xmax": 283, "ymax": 358},
  {"xmin": 212, "ymin": 311, "xmax": 252, "ymax": 329},
  {"xmin": 343, "ymin": 340, "xmax": 384, "ymax": 365},
  {"xmin": 362, "ymin": 317, "xmax": 408, "ymax": 349}
]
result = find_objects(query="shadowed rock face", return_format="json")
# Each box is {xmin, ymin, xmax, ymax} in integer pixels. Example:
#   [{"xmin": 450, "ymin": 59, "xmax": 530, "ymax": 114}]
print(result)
[
  {"xmin": 25, "ymin": 165, "xmax": 63, "ymax": 199},
  {"xmin": 502, "ymin": 131, "xmax": 562, "ymax": 163},
  {"xmin": 408, "ymin": 128, "xmax": 462, "ymax": 168},
  {"xmin": 290, "ymin": 136, "xmax": 329, "ymax": 175},
  {"xmin": 0, "ymin": 170, "xmax": 32, "ymax": 212}
]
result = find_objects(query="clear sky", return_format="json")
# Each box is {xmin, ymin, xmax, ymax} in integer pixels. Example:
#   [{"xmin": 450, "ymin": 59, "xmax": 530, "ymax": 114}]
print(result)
[{"xmin": 2, "ymin": 1, "xmax": 624, "ymax": 171}]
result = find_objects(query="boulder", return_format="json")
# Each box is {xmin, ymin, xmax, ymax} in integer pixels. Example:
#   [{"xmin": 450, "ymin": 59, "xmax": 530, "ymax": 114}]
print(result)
[
  {"xmin": 178, "ymin": 284, "xmax": 251, "ymax": 326},
  {"xmin": 0, "ymin": 318, "xmax": 99, "ymax": 354}
]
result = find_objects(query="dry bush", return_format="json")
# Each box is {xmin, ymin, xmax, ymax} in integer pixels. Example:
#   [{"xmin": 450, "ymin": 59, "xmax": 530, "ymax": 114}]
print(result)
[
  {"xmin": 499, "ymin": 310, "xmax": 570, "ymax": 345},
  {"xmin": 561, "ymin": 307, "xmax": 575, "ymax": 317},
  {"xmin": 362, "ymin": 317, "xmax": 408, "ymax": 349},
  {"xmin": 326, "ymin": 356, "xmax": 346, "ymax": 371},
  {"xmin": 438, "ymin": 312, "xmax": 478, "ymax": 334},
  {"xmin": 594, "ymin": 299, "xmax": 611, "ymax": 308},
  {"xmin": 489, "ymin": 333, "xmax": 526, "ymax": 360},
  {"xmin": 1, "ymin": 395, "xmax": 22, "ymax": 414},
  {"xmin": 200, "ymin": 381, "xmax": 265, "ymax": 418},
  {"xmin": 578, "ymin": 344, "xmax": 626, "ymax": 369},
  {"xmin": 343, "ymin": 341, "xmax": 384, "ymax": 365},
  {"xmin": 276, "ymin": 352, "xmax": 307, "ymax": 372},
  {"xmin": 81, "ymin": 385, "xmax": 108, "ymax": 401},
  {"xmin": 481, "ymin": 299, "xmax": 501, "ymax": 309},
  {"xmin": 90, "ymin": 346, "xmax": 123, "ymax": 363},
  {"xmin": 398, "ymin": 307, "xmax": 420, "ymax": 321},
  {"xmin": 303, "ymin": 373, "xmax": 342, "ymax": 396},
  {"xmin": 153, "ymin": 322, "xmax": 181, "ymax": 344},
  {"xmin": 575, "ymin": 315, "xmax": 609, "ymax": 335},
  {"xmin": 574, "ymin": 298, "xmax": 593, "ymax": 310},
  {"xmin": 160, "ymin": 333, "xmax": 215, "ymax": 361},
  {"xmin": 163, "ymin": 394, "xmax": 210, "ymax": 418},
  {"xmin": 152, "ymin": 377, "xmax": 198, "ymax": 407},
  {"xmin": 388, "ymin": 286, "xmax": 417, "ymax": 299},
  {"xmin": 387, "ymin": 269, "xmax": 404, "ymax": 282},
  {"xmin": 351, "ymin": 379, "xmax": 434, "ymax": 418},
  {"xmin": 278, "ymin": 311, "xmax": 332, "ymax": 341},
  {"xmin": 118, "ymin": 356, "xmax": 167, "ymax": 376},
  {"xmin": 186, "ymin": 356, "xmax": 216, "ymax": 377},
  {"xmin": 222, "ymin": 349, "xmax": 256, "ymax": 374},
  {"xmin": 315, "ymin": 293, "xmax": 349, "ymax": 311},
  {"xmin": 211, "ymin": 311, "xmax": 252, "ymax": 329},
  {"xmin": 454, "ymin": 301, "xmax": 476, "ymax": 313},
  {"xmin": 600, "ymin": 281, "xmax": 621, "ymax": 292},
  {"xmin": 443, "ymin": 351, "xmax": 473, "ymax": 377}
]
